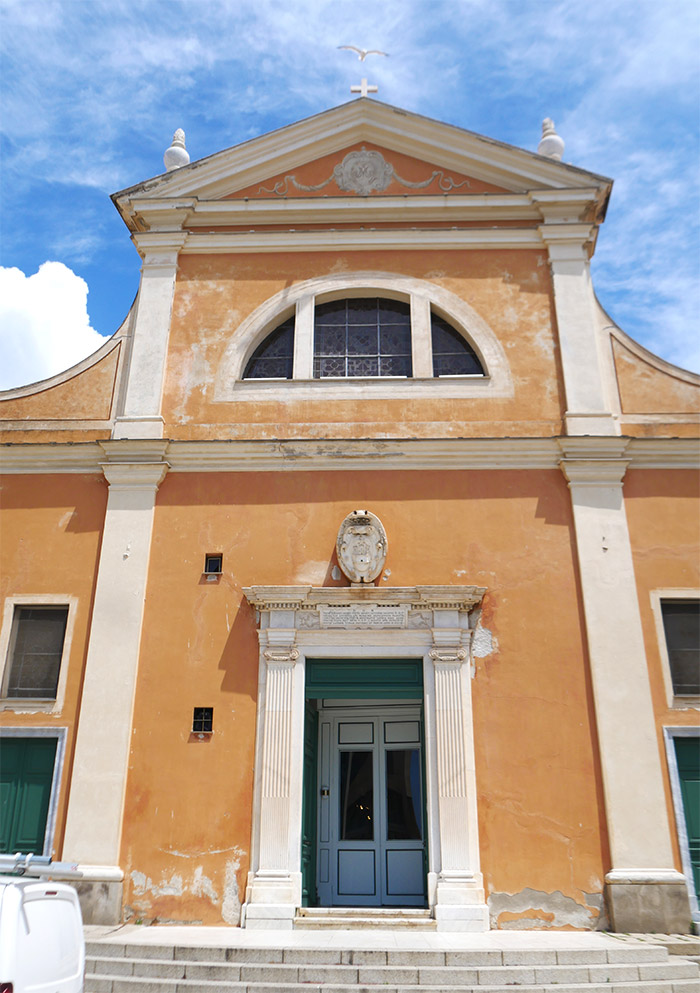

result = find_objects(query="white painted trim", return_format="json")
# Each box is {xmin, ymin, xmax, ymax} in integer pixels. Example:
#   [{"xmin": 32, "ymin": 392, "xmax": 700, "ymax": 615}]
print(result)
[
  {"xmin": 0, "ymin": 596, "xmax": 78, "ymax": 715},
  {"xmin": 214, "ymin": 271, "xmax": 511, "ymax": 402},
  {"xmin": 0, "ymin": 727, "xmax": 67, "ymax": 858},
  {"xmin": 663, "ymin": 727, "xmax": 700, "ymax": 926},
  {"xmin": 650, "ymin": 591, "xmax": 700, "ymax": 709}
]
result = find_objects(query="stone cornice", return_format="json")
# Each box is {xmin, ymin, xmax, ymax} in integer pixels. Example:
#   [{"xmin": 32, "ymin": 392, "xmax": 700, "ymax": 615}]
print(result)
[
  {"xmin": 122, "ymin": 188, "xmax": 603, "ymax": 234},
  {"xmin": 155, "ymin": 227, "xmax": 546, "ymax": 255},
  {"xmin": 243, "ymin": 585, "xmax": 486, "ymax": 613},
  {"xmin": 1, "ymin": 437, "xmax": 698, "ymax": 474}
]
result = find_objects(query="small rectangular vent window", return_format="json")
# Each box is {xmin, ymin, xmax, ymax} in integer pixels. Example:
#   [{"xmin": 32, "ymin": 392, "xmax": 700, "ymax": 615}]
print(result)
[
  {"xmin": 192, "ymin": 707, "xmax": 213, "ymax": 734},
  {"xmin": 204, "ymin": 554, "xmax": 223, "ymax": 575}
]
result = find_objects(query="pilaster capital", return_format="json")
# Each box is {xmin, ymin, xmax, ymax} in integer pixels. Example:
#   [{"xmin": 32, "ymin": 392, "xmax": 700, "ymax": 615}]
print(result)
[
  {"xmin": 429, "ymin": 646, "xmax": 468, "ymax": 664},
  {"xmin": 262, "ymin": 648, "xmax": 300, "ymax": 665},
  {"xmin": 100, "ymin": 461, "xmax": 170, "ymax": 490},
  {"xmin": 132, "ymin": 231, "xmax": 188, "ymax": 270},
  {"xmin": 559, "ymin": 458, "xmax": 629, "ymax": 488},
  {"xmin": 538, "ymin": 223, "xmax": 595, "ymax": 264}
]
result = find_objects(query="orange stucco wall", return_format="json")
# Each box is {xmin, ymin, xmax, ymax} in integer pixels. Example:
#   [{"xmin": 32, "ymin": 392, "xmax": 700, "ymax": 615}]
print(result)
[
  {"xmin": 0, "ymin": 343, "xmax": 121, "ymax": 424},
  {"xmin": 624, "ymin": 469, "xmax": 700, "ymax": 871},
  {"xmin": 119, "ymin": 467, "xmax": 606, "ymax": 927},
  {"xmin": 613, "ymin": 338, "xmax": 700, "ymax": 415},
  {"xmin": 0, "ymin": 473, "xmax": 108, "ymax": 856},
  {"xmin": 163, "ymin": 249, "xmax": 563, "ymax": 441}
]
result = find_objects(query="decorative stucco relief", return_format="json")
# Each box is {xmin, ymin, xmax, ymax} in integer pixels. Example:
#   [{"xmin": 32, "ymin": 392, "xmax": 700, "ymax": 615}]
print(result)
[{"xmin": 258, "ymin": 147, "xmax": 471, "ymax": 197}]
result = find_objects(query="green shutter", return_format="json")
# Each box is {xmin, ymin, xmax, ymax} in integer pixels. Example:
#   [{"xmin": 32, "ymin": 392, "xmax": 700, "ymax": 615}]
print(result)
[
  {"xmin": 0, "ymin": 738, "xmax": 57, "ymax": 854},
  {"xmin": 305, "ymin": 659, "xmax": 423, "ymax": 699}
]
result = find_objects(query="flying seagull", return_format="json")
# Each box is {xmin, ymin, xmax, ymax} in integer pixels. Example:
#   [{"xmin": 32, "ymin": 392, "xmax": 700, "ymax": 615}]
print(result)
[{"xmin": 338, "ymin": 46, "xmax": 389, "ymax": 62}]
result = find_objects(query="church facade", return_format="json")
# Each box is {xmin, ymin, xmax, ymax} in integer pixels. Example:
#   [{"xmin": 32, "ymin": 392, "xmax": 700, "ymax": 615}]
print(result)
[{"xmin": 1, "ymin": 100, "xmax": 698, "ymax": 934}]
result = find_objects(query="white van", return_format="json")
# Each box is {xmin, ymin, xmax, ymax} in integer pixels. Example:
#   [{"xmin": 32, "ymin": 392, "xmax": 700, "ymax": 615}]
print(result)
[{"xmin": 0, "ymin": 877, "xmax": 84, "ymax": 993}]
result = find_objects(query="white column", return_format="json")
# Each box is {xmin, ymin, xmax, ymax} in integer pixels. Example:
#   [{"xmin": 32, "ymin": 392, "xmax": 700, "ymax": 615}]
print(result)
[
  {"xmin": 429, "ymin": 622, "xmax": 488, "ymax": 931},
  {"xmin": 540, "ymin": 225, "xmax": 617, "ymax": 436},
  {"xmin": 244, "ymin": 628, "xmax": 305, "ymax": 929},
  {"xmin": 113, "ymin": 235, "xmax": 186, "ymax": 440},
  {"xmin": 292, "ymin": 295, "xmax": 314, "ymax": 379},
  {"xmin": 561, "ymin": 456, "xmax": 689, "ymax": 931},
  {"xmin": 410, "ymin": 294, "xmax": 433, "ymax": 378},
  {"xmin": 63, "ymin": 454, "xmax": 168, "ymax": 922}
]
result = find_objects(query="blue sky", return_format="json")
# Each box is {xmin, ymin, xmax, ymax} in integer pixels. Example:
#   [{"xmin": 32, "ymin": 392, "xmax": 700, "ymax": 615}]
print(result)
[{"xmin": 1, "ymin": 0, "xmax": 699, "ymax": 389}]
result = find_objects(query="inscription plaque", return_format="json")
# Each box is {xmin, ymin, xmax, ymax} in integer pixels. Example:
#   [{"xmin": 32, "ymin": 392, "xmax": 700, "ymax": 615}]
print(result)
[{"xmin": 320, "ymin": 607, "xmax": 407, "ymax": 629}]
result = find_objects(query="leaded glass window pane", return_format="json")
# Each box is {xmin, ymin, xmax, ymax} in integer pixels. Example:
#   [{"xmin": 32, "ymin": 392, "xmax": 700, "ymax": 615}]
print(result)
[
  {"xmin": 243, "ymin": 318, "xmax": 294, "ymax": 379},
  {"xmin": 313, "ymin": 298, "xmax": 412, "ymax": 378},
  {"xmin": 431, "ymin": 314, "xmax": 484, "ymax": 377}
]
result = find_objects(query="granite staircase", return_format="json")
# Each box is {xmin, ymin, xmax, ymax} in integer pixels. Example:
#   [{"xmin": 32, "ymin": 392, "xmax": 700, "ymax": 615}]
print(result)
[{"xmin": 84, "ymin": 934, "xmax": 700, "ymax": 993}]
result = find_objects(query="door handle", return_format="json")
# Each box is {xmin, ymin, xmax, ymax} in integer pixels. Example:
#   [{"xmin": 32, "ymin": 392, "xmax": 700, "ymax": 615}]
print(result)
[{"xmin": 320, "ymin": 788, "xmax": 329, "ymax": 797}]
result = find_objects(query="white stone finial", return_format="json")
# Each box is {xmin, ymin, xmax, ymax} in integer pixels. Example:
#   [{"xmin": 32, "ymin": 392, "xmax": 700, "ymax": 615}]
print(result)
[
  {"xmin": 537, "ymin": 118, "xmax": 565, "ymax": 161},
  {"xmin": 164, "ymin": 128, "xmax": 190, "ymax": 172}
]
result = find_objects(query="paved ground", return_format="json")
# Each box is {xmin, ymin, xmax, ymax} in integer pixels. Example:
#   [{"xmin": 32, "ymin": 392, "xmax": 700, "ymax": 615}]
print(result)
[{"xmin": 84, "ymin": 924, "xmax": 697, "ymax": 953}]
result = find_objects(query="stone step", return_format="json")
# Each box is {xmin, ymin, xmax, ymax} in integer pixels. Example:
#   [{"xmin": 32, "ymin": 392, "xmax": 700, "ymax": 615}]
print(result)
[
  {"xmin": 296, "ymin": 907, "xmax": 432, "ymax": 916},
  {"xmin": 84, "ymin": 978, "xmax": 700, "ymax": 993},
  {"xmin": 294, "ymin": 915, "xmax": 439, "ymax": 929},
  {"xmin": 84, "ymin": 941, "xmax": 675, "ymax": 966},
  {"xmin": 295, "ymin": 907, "xmax": 437, "ymax": 929},
  {"xmin": 84, "ymin": 955, "xmax": 700, "ymax": 992}
]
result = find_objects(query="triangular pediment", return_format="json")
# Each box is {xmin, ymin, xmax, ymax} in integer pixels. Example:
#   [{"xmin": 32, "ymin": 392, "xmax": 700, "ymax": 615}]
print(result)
[{"xmin": 113, "ymin": 99, "xmax": 612, "ymax": 208}]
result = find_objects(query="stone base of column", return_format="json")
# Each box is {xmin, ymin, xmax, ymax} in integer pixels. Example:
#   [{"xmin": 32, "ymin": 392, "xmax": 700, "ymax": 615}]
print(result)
[
  {"xmin": 67, "ymin": 865, "xmax": 124, "ymax": 924},
  {"xmin": 606, "ymin": 870, "xmax": 691, "ymax": 933},
  {"xmin": 113, "ymin": 415, "xmax": 165, "ymax": 439},
  {"xmin": 242, "ymin": 870, "xmax": 301, "ymax": 930},
  {"xmin": 433, "ymin": 871, "xmax": 489, "ymax": 932}
]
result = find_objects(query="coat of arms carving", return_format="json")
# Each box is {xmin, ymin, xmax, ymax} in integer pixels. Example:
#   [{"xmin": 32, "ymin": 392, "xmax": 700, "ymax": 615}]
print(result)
[{"xmin": 336, "ymin": 509, "xmax": 388, "ymax": 584}]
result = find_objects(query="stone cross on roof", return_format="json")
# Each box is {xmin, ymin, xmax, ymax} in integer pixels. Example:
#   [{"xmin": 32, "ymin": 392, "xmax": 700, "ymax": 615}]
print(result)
[{"xmin": 351, "ymin": 77, "xmax": 378, "ymax": 98}]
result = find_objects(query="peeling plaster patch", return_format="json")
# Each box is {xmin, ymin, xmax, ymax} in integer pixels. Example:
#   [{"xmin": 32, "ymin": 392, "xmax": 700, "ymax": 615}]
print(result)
[
  {"xmin": 331, "ymin": 565, "xmax": 342, "ymax": 581},
  {"xmin": 222, "ymin": 857, "xmax": 241, "ymax": 925},
  {"xmin": 488, "ymin": 888, "xmax": 602, "ymax": 930},
  {"xmin": 130, "ymin": 870, "xmax": 184, "ymax": 898},
  {"xmin": 472, "ymin": 625, "xmax": 496, "ymax": 659},
  {"xmin": 191, "ymin": 866, "xmax": 218, "ymax": 904}
]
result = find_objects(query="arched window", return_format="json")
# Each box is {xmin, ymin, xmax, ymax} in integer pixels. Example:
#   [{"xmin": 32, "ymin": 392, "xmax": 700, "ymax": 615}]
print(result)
[
  {"xmin": 431, "ymin": 313, "xmax": 483, "ymax": 377},
  {"xmin": 242, "ymin": 316, "xmax": 294, "ymax": 379},
  {"xmin": 242, "ymin": 297, "xmax": 483, "ymax": 381}
]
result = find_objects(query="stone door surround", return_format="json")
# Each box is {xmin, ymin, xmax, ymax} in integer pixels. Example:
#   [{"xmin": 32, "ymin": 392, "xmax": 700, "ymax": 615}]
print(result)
[{"xmin": 241, "ymin": 585, "xmax": 489, "ymax": 932}]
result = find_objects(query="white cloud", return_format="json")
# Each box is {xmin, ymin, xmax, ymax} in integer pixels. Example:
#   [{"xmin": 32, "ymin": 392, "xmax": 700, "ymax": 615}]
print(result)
[{"xmin": 0, "ymin": 263, "xmax": 108, "ymax": 391}]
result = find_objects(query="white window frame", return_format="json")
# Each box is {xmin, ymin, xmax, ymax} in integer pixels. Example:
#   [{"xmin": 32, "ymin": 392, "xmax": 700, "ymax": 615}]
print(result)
[
  {"xmin": 0, "ymin": 595, "xmax": 78, "ymax": 714},
  {"xmin": 0, "ymin": 727, "xmax": 67, "ymax": 858},
  {"xmin": 663, "ymin": 727, "xmax": 700, "ymax": 929},
  {"xmin": 214, "ymin": 272, "xmax": 513, "ymax": 403},
  {"xmin": 650, "ymin": 590, "xmax": 700, "ymax": 709}
]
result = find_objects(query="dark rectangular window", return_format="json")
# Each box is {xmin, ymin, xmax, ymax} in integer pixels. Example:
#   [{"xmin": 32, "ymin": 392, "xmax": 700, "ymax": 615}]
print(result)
[
  {"xmin": 661, "ymin": 600, "xmax": 700, "ymax": 695},
  {"xmin": 192, "ymin": 707, "xmax": 213, "ymax": 733},
  {"xmin": 5, "ymin": 607, "xmax": 68, "ymax": 699},
  {"xmin": 204, "ymin": 554, "xmax": 223, "ymax": 574}
]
